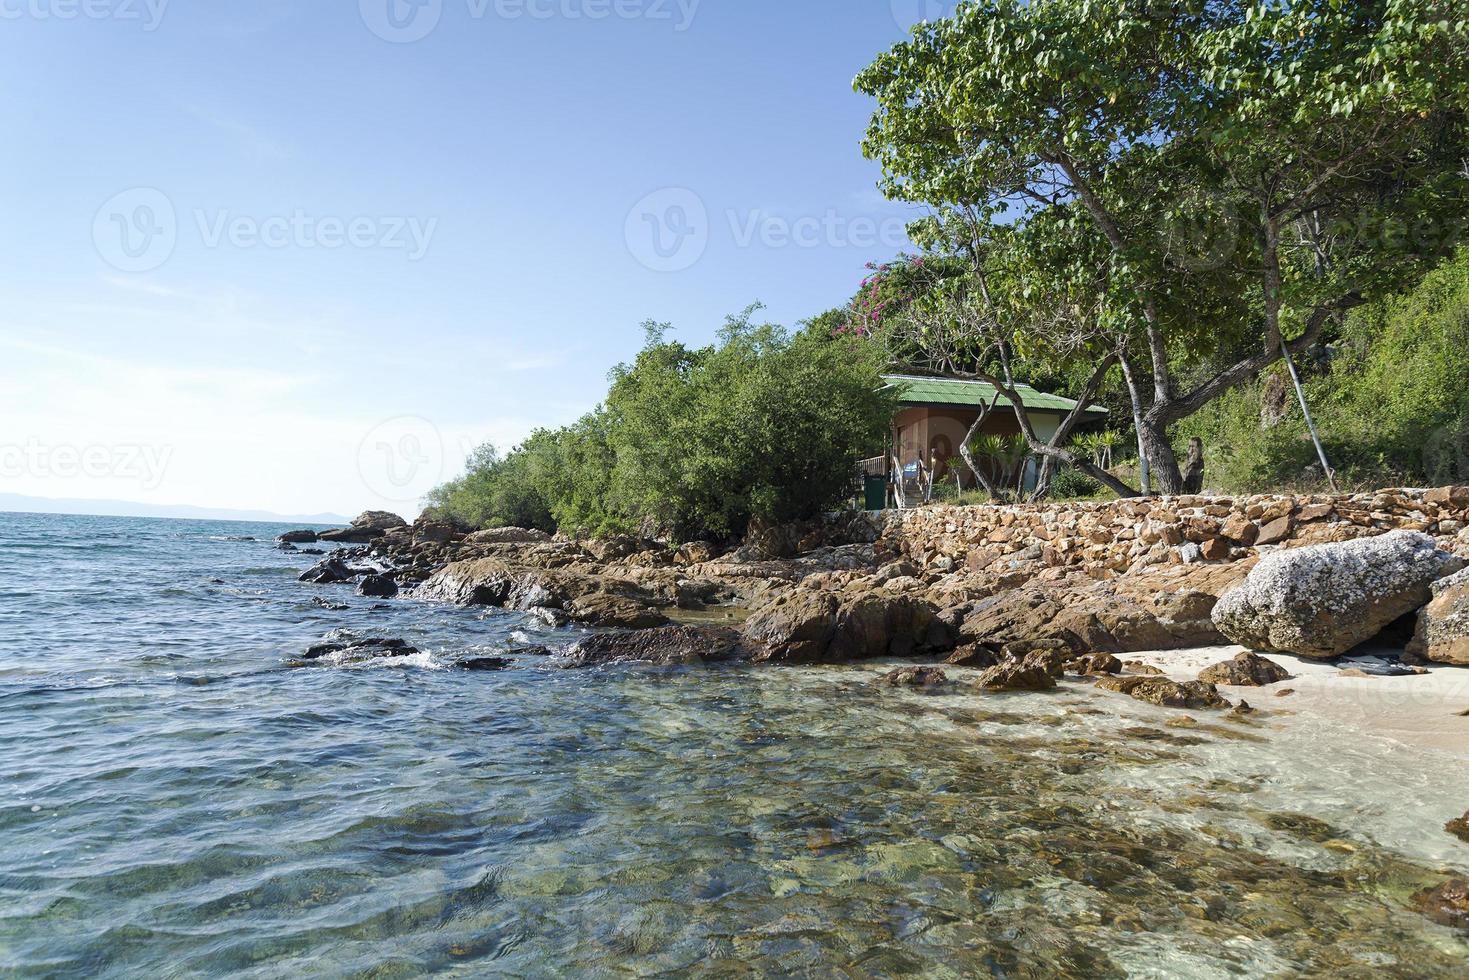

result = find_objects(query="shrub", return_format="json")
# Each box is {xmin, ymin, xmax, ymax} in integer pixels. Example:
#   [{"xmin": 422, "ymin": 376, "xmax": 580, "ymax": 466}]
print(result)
[{"xmin": 424, "ymin": 307, "xmax": 897, "ymax": 539}]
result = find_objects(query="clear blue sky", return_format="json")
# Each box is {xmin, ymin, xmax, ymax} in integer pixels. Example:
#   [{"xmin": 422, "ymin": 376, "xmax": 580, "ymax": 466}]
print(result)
[{"xmin": 0, "ymin": 0, "xmax": 950, "ymax": 518}]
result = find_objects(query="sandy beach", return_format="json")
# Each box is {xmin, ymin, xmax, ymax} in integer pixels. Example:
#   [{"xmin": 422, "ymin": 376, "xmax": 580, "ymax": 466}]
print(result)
[{"xmin": 1134, "ymin": 644, "xmax": 1469, "ymax": 758}]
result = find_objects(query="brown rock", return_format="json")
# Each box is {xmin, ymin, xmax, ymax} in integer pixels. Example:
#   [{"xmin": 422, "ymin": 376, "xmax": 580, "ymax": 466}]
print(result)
[
  {"xmin": 740, "ymin": 590, "xmax": 840, "ymax": 663},
  {"xmin": 883, "ymin": 665, "xmax": 950, "ymax": 689},
  {"xmin": 1066, "ymin": 652, "xmax": 1124, "ymax": 676},
  {"xmin": 946, "ymin": 643, "xmax": 1000, "ymax": 668},
  {"xmin": 742, "ymin": 588, "xmax": 946, "ymax": 665},
  {"xmin": 1406, "ymin": 568, "xmax": 1469, "ymax": 666},
  {"xmin": 1275, "ymin": 688, "xmax": 1296, "ymax": 698},
  {"xmin": 1255, "ymin": 515, "xmax": 1295, "ymax": 547},
  {"xmin": 1123, "ymin": 661, "xmax": 1166, "ymax": 676},
  {"xmin": 1095, "ymin": 675, "xmax": 1231, "ymax": 710},
  {"xmin": 563, "ymin": 625, "xmax": 745, "ymax": 667},
  {"xmin": 1221, "ymin": 514, "xmax": 1259, "ymax": 545},
  {"xmin": 319, "ymin": 510, "xmax": 409, "ymax": 543},
  {"xmin": 1297, "ymin": 503, "xmax": 1336, "ymax": 523},
  {"xmin": 1445, "ymin": 811, "xmax": 1469, "ymax": 845},
  {"xmin": 1198, "ymin": 652, "xmax": 1292, "ymax": 687},
  {"xmin": 975, "ymin": 657, "xmax": 1058, "ymax": 692},
  {"xmin": 465, "ymin": 526, "xmax": 553, "ymax": 545},
  {"xmin": 1201, "ymin": 537, "xmax": 1232, "ymax": 561},
  {"xmin": 565, "ymin": 593, "xmax": 669, "ymax": 629},
  {"xmin": 1411, "ymin": 879, "xmax": 1469, "ymax": 931},
  {"xmin": 1425, "ymin": 485, "xmax": 1469, "ymax": 507}
]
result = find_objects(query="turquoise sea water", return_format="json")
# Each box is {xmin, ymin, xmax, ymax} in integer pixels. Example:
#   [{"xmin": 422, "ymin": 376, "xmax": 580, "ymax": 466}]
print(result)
[{"xmin": 2, "ymin": 511, "xmax": 1468, "ymax": 977}]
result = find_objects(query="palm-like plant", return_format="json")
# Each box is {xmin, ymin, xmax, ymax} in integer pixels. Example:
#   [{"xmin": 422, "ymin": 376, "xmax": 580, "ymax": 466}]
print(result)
[
  {"xmin": 972, "ymin": 434, "xmax": 1030, "ymax": 499},
  {"xmin": 1074, "ymin": 430, "xmax": 1122, "ymax": 470}
]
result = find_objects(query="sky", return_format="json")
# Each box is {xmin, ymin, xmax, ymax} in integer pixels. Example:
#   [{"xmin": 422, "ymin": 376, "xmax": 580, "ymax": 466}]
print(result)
[{"xmin": 0, "ymin": 0, "xmax": 960, "ymax": 520}]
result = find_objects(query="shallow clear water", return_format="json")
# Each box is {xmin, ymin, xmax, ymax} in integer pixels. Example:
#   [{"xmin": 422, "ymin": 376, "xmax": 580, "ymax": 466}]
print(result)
[{"xmin": 2, "ymin": 511, "xmax": 1467, "ymax": 977}]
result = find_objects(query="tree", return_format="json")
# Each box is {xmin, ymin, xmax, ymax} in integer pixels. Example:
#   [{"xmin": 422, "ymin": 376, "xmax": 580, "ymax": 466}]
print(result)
[
  {"xmin": 603, "ymin": 306, "xmax": 898, "ymax": 538},
  {"xmin": 428, "ymin": 308, "xmax": 899, "ymax": 539},
  {"xmin": 856, "ymin": 0, "xmax": 1469, "ymax": 493}
]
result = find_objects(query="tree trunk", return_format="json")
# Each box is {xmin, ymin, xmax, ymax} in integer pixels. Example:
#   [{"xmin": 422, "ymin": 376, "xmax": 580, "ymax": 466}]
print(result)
[
  {"xmin": 1137, "ymin": 420, "xmax": 1185, "ymax": 495},
  {"xmin": 958, "ymin": 406, "xmax": 1000, "ymax": 501},
  {"xmin": 1118, "ymin": 351, "xmax": 1152, "ymax": 495},
  {"xmin": 1183, "ymin": 437, "xmax": 1205, "ymax": 494}
]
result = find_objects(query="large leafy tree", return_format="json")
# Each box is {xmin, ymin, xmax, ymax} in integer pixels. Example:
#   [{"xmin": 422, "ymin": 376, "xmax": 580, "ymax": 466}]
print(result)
[{"xmin": 856, "ymin": 0, "xmax": 1469, "ymax": 494}]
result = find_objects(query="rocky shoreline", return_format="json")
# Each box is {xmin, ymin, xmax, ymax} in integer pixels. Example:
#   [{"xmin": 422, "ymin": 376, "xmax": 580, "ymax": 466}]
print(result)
[
  {"xmin": 281, "ymin": 490, "xmax": 1469, "ymax": 919},
  {"xmin": 285, "ymin": 488, "xmax": 1469, "ymax": 679}
]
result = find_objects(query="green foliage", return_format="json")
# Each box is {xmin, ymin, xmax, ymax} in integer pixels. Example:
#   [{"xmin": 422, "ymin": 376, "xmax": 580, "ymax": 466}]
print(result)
[
  {"xmin": 422, "ymin": 420, "xmax": 613, "ymax": 534},
  {"xmin": 1046, "ymin": 465, "xmax": 1104, "ymax": 501},
  {"xmin": 425, "ymin": 308, "xmax": 897, "ymax": 539},
  {"xmin": 1181, "ymin": 250, "xmax": 1469, "ymax": 490},
  {"xmin": 599, "ymin": 307, "xmax": 897, "ymax": 538},
  {"xmin": 855, "ymin": 0, "xmax": 1469, "ymax": 489}
]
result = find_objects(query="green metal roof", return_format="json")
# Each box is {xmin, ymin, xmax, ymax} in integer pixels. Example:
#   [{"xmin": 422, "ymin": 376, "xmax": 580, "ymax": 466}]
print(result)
[{"xmin": 882, "ymin": 374, "xmax": 1108, "ymax": 416}]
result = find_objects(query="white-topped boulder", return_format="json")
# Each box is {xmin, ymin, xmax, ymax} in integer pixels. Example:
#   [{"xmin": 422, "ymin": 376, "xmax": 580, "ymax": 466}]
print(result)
[{"xmin": 1211, "ymin": 530, "xmax": 1465, "ymax": 658}]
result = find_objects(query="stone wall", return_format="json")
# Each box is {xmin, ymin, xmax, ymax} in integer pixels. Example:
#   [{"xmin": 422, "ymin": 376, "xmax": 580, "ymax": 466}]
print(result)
[{"xmin": 877, "ymin": 487, "xmax": 1469, "ymax": 577}]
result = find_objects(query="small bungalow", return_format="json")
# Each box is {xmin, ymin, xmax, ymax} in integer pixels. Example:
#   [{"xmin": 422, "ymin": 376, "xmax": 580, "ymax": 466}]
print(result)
[{"xmin": 865, "ymin": 374, "xmax": 1108, "ymax": 506}]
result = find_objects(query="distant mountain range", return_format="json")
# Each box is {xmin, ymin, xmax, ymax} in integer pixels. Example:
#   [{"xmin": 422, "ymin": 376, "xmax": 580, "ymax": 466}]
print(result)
[{"xmin": 0, "ymin": 493, "xmax": 349, "ymax": 526}]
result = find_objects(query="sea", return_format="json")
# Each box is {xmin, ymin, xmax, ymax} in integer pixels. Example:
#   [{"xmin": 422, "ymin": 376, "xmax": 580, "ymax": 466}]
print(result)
[{"xmin": 1, "ymin": 511, "xmax": 1467, "ymax": 977}]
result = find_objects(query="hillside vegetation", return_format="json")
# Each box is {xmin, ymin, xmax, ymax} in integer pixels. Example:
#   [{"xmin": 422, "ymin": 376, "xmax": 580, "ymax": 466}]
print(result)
[{"xmin": 1181, "ymin": 251, "xmax": 1469, "ymax": 492}]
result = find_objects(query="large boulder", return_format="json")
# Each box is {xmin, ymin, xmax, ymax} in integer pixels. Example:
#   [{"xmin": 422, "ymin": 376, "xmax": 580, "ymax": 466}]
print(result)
[
  {"xmin": 563, "ymin": 593, "xmax": 669, "ymax": 629},
  {"xmin": 947, "ymin": 563, "xmax": 1251, "ymax": 658},
  {"xmin": 741, "ymin": 588, "xmax": 948, "ymax": 665},
  {"xmin": 418, "ymin": 557, "xmax": 668, "ymax": 628},
  {"xmin": 1406, "ymin": 568, "xmax": 1469, "ymax": 666},
  {"xmin": 1198, "ymin": 652, "xmax": 1291, "ymax": 687},
  {"xmin": 319, "ymin": 511, "xmax": 408, "ymax": 543},
  {"xmin": 974, "ymin": 654, "xmax": 1058, "ymax": 692},
  {"xmin": 1211, "ymin": 531, "xmax": 1465, "ymax": 658},
  {"xmin": 299, "ymin": 555, "xmax": 371, "ymax": 585},
  {"xmin": 1095, "ymin": 675, "xmax": 1231, "ymax": 710},
  {"xmin": 563, "ymin": 625, "xmax": 747, "ymax": 668},
  {"xmin": 357, "ymin": 574, "xmax": 399, "ymax": 599},
  {"xmin": 277, "ymin": 529, "xmax": 320, "ymax": 544}
]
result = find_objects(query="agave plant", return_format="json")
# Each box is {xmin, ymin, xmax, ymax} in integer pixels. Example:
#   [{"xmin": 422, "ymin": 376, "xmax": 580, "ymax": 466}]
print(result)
[
  {"xmin": 971, "ymin": 434, "xmax": 1030, "ymax": 498},
  {"xmin": 1074, "ymin": 430, "xmax": 1123, "ymax": 470}
]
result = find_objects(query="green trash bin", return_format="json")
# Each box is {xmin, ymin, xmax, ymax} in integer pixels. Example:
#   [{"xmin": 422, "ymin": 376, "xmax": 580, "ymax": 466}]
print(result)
[{"xmin": 863, "ymin": 473, "xmax": 887, "ymax": 511}]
